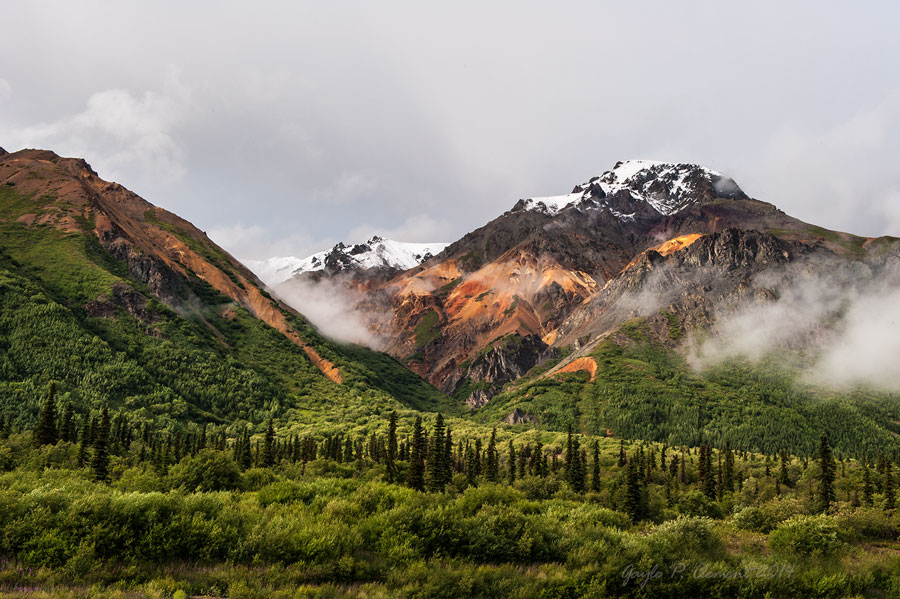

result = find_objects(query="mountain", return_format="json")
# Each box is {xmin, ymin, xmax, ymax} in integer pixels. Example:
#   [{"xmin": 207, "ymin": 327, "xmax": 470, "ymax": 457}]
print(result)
[
  {"xmin": 325, "ymin": 160, "xmax": 899, "ymax": 412},
  {"xmin": 245, "ymin": 237, "xmax": 449, "ymax": 287},
  {"xmin": 0, "ymin": 148, "xmax": 452, "ymax": 430}
]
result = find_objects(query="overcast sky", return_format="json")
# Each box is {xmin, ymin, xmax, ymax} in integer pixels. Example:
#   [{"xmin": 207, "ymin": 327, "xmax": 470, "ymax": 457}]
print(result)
[{"xmin": 1, "ymin": 1, "xmax": 899, "ymax": 260}]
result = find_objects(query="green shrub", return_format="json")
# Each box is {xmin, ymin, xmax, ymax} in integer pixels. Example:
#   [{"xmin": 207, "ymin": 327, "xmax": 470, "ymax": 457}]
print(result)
[
  {"xmin": 769, "ymin": 514, "xmax": 847, "ymax": 558},
  {"xmin": 647, "ymin": 516, "xmax": 723, "ymax": 561},
  {"xmin": 168, "ymin": 450, "xmax": 242, "ymax": 492},
  {"xmin": 677, "ymin": 490, "xmax": 723, "ymax": 519},
  {"xmin": 833, "ymin": 507, "xmax": 898, "ymax": 541},
  {"xmin": 514, "ymin": 476, "xmax": 560, "ymax": 501},
  {"xmin": 733, "ymin": 506, "xmax": 771, "ymax": 533}
]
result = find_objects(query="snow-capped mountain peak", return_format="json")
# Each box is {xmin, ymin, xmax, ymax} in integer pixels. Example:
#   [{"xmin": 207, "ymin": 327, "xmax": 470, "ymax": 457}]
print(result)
[
  {"xmin": 516, "ymin": 160, "xmax": 745, "ymax": 218},
  {"xmin": 244, "ymin": 237, "xmax": 449, "ymax": 286}
]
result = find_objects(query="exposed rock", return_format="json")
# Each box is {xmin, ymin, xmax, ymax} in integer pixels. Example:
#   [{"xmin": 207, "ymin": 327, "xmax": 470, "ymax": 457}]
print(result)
[
  {"xmin": 464, "ymin": 334, "xmax": 558, "ymax": 408},
  {"xmin": 84, "ymin": 282, "xmax": 161, "ymax": 325},
  {"xmin": 504, "ymin": 408, "xmax": 538, "ymax": 425}
]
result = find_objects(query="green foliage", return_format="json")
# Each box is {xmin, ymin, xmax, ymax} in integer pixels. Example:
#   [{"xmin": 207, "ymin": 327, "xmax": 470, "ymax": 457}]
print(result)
[
  {"xmin": 480, "ymin": 334, "xmax": 900, "ymax": 457},
  {"xmin": 169, "ymin": 450, "xmax": 242, "ymax": 492},
  {"xmin": 769, "ymin": 514, "xmax": 847, "ymax": 558},
  {"xmin": 413, "ymin": 310, "xmax": 441, "ymax": 348}
]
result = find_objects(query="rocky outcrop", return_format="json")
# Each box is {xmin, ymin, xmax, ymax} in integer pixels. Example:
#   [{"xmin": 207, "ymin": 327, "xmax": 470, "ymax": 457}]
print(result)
[
  {"xmin": 463, "ymin": 334, "xmax": 558, "ymax": 408},
  {"xmin": 504, "ymin": 408, "xmax": 539, "ymax": 425},
  {"xmin": 83, "ymin": 282, "xmax": 161, "ymax": 327}
]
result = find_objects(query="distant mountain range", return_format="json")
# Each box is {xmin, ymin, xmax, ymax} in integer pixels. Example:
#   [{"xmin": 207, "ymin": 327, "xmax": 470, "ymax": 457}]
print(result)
[{"xmin": 244, "ymin": 237, "xmax": 449, "ymax": 286}]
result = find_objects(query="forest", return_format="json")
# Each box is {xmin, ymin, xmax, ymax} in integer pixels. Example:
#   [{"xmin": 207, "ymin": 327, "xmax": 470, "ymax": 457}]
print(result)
[{"xmin": 1, "ymin": 389, "xmax": 899, "ymax": 598}]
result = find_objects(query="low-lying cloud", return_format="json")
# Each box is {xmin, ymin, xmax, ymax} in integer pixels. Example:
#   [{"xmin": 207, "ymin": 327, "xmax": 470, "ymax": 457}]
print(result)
[
  {"xmin": 272, "ymin": 277, "xmax": 386, "ymax": 349},
  {"xmin": 692, "ymin": 254, "xmax": 900, "ymax": 391}
]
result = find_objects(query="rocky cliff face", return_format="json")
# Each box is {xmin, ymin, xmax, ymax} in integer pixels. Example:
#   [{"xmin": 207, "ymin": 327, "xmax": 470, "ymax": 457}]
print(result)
[{"xmin": 462, "ymin": 335, "xmax": 558, "ymax": 408}]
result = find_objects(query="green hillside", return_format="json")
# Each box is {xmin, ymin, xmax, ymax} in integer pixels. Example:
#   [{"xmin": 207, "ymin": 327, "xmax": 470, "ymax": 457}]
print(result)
[
  {"xmin": 0, "ymin": 183, "xmax": 455, "ymax": 436},
  {"xmin": 477, "ymin": 320, "xmax": 900, "ymax": 458}
]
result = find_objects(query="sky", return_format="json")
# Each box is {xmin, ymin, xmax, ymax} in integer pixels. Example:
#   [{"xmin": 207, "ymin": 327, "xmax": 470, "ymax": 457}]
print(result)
[{"xmin": 1, "ymin": 1, "xmax": 899, "ymax": 261}]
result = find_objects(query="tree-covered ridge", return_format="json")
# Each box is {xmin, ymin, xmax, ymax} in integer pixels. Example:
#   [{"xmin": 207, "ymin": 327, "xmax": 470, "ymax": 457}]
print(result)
[{"xmin": 477, "ymin": 324, "xmax": 900, "ymax": 458}]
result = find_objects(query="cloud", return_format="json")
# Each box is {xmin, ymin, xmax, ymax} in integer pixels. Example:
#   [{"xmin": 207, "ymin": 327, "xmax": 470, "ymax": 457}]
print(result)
[
  {"xmin": 0, "ymin": 79, "xmax": 10, "ymax": 102},
  {"xmin": 4, "ymin": 75, "xmax": 191, "ymax": 186},
  {"xmin": 273, "ymin": 277, "xmax": 386, "ymax": 348},
  {"xmin": 310, "ymin": 170, "xmax": 379, "ymax": 206},
  {"xmin": 692, "ymin": 254, "xmax": 900, "ymax": 392}
]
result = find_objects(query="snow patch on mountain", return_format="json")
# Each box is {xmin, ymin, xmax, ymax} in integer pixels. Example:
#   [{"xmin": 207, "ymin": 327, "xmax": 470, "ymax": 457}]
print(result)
[
  {"xmin": 517, "ymin": 160, "xmax": 743, "ymax": 219},
  {"xmin": 244, "ymin": 237, "xmax": 449, "ymax": 286}
]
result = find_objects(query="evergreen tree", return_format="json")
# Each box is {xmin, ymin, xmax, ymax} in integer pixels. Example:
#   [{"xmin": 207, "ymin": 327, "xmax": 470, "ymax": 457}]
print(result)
[
  {"xmin": 443, "ymin": 426, "xmax": 453, "ymax": 484},
  {"xmin": 77, "ymin": 416, "xmax": 91, "ymax": 466},
  {"xmin": 884, "ymin": 460, "xmax": 895, "ymax": 510},
  {"xmin": 485, "ymin": 428, "xmax": 499, "ymax": 482},
  {"xmin": 723, "ymin": 441, "xmax": 734, "ymax": 492},
  {"xmin": 779, "ymin": 450, "xmax": 790, "ymax": 487},
  {"xmin": 618, "ymin": 439, "xmax": 627, "ymax": 467},
  {"xmin": 33, "ymin": 383, "xmax": 58, "ymax": 447},
  {"xmin": 517, "ymin": 443, "xmax": 528, "ymax": 479},
  {"xmin": 700, "ymin": 444, "xmax": 716, "ymax": 500},
  {"xmin": 425, "ymin": 414, "xmax": 446, "ymax": 492},
  {"xmin": 591, "ymin": 440, "xmax": 601, "ymax": 493},
  {"xmin": 507, "ymin": 440, "xmax": 516, "ymax": 485},
  {"xmin": 385, "ymin": 411, "xmax": 398, "ymax": 484},
  {"xmin": 565, "ymin": 429, "xmax": 585, "ymax": 493},
  {"xmin": 261, "ymin": 420, "xmax": 276, "ymax": 468},
  {"xmin": 59, "ymin": 403, "xmax": 75, "ymax": 444},
  {"xmin": 624, "ymin": 458, "xmax": 645, "ymax": 522},
  {"xmin": 863, "ymin": 459, "xmax": 874, "ymax": 507},
  {"xmin": 817, "ymin": 434, "xmax": 836, "ymax": 513},
  {"xmin": 407, "ymin": 416, "xmax": 426, "ymax": 491},
  {"xmin": 91, "ymin": 407, "xmax": 111, "ymax": 482}
]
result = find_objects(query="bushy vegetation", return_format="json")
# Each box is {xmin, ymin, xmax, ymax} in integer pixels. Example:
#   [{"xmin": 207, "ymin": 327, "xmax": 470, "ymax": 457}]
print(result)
[{"xmin": 1, "ymin": 407, "xmax": 900, "ymax": 597}]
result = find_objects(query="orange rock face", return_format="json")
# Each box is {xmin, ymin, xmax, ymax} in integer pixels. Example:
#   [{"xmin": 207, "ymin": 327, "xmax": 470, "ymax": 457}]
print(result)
[{"xmin": 553, "ymin": 357, "xmax": 598, "ymax": 381}]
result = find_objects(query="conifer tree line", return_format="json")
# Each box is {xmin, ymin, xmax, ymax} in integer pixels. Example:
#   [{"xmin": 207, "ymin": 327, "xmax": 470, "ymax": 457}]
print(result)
[{"xmin": 11, "ymin": 388, "xmax": 900, "ymax": 521}]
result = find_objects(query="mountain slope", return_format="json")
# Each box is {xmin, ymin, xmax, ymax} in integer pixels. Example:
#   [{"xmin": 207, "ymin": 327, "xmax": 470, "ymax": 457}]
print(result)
[
  {"xmin": 344, "ymin": 159, "xmax": 891, "ymax": 407},
  {"xmin": 0, "ymin": 148, "xmax": 453, "ymax": 430}
]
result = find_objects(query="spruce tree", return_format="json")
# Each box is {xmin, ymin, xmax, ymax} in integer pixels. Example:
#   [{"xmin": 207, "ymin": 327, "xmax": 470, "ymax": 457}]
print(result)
[
  {"xmin": 507, "ymin": 440, "xmax": 516, "ymax": 485},
  {"xmin": 863, "ymin": 459, "xmax": 874, "ymax": 507},
  {"xmin": 884, "ymin": 460, "xmax": 895, "ymax": 510},
  {"xmin": 724, "ymin": 441, "xmax": 734, "ymax": 492},
  {"xmin": 618, "ymin": 439, "xmax": 627, "ymax": 467},
  {"xmin": 624, "ymin": 458, "xmax": 645, "ymax": 522},
  {"xmin": 701, "ymin": 445, "xmax": 716, "ymax": 500},
  {"xmin": 407, "ymin": 416, "xmax": 426, "ymax": 491},
  {"xmin": 385, "ymin": 411, "xmax": 398, "ymax": 483},
  {"xmin": 77, "ymin": 416, "xmax": 91, "ymax": 466},
  {"xmin": 59, "ymin": 403, "xmax": 75, "ymax": 444},
  {"xmin": 591, "ymin": 440, "xmax": 601, "ymax": 493},
  {"xmin": 779, "ymin": 450, "xmax": 790, "ymax": 487},
  {"xmin": 91, "ymin": 407, "xmax": 110, "ymax": 482},
  {"xmin": 817, "ymin": 434, "xmax": 836, "ymax": 513},
  {"xmin": 33, "ymin": 383, "xmax": 58, "ymax": 447},
  {"xmin": 261, "ymin": 420, "xmax": 276, "ymax": 467},
  {"xmin": 443, "ymin": 426, "xmax": 453, "ymax": 483},
  {"xmin": 485, "ymin": 428, "xmax": 499, "ymax": 482},
  {"xmin": 425, "ymin": 414, "xmax": 446, "ymax": 492}
]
